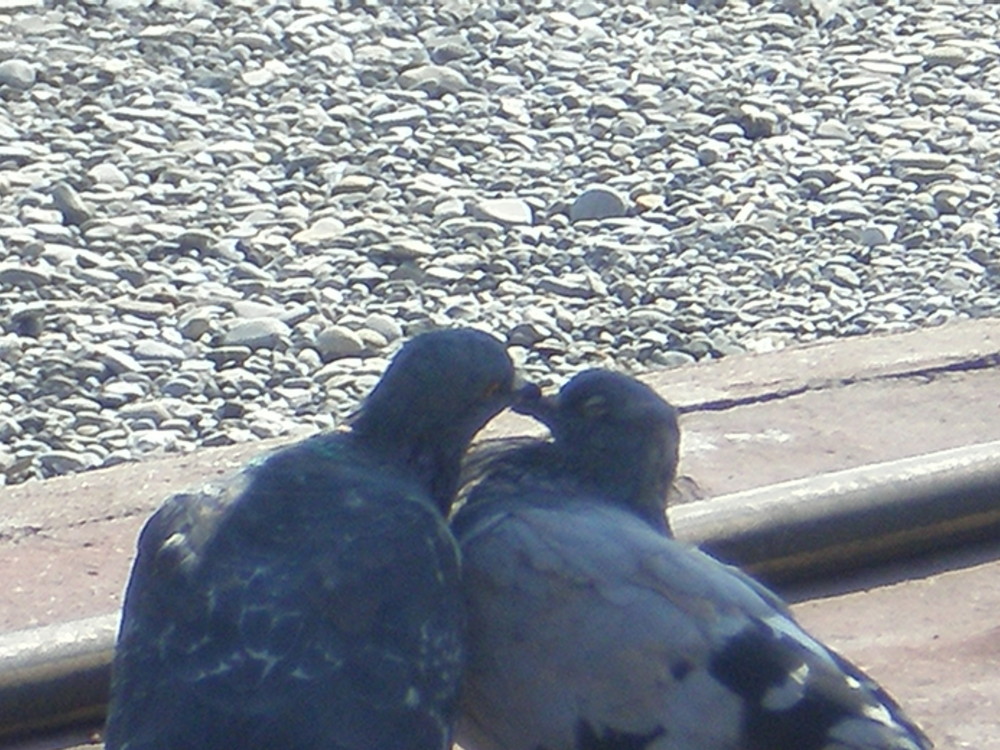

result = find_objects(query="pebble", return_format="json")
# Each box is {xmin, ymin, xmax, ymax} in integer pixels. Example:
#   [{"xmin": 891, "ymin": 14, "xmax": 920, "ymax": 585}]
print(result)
[
  {"xmin": 222, "ymin": 318, "xmax": 291, "ymax": 350},
  {"xmin": 37, "ymin": 450, "xmax": 94, "ymax": 477},
  {"xmin": 471, "ymin": 198, "xmax": 534, "ymax": 227},
  {"xmin": 0, "ymin": 58, "xmax": 35, "ymax": 89},
  {"xmin": 132, "ymin": 341, "xmax": 187, "ymax": 362},
  {"xmin": 569, "ymin": 186, "xmax": 629, "ymax": 222},
  {"xmin": 0, "ymin": 0, "xmax": 996, "ymax": 485},
  {"xmin": 315, "ymin": 326, "xmax": 367, "ymax": 362},
  {"xmin": 397, "ymin": 64, "xmax": 470, "ymax": 96}
]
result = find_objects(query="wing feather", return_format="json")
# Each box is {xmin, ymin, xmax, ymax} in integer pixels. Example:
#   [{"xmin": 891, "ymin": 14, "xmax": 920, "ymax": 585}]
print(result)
[{"xmin": 456, "ymin": 500, "xmax": 929, "ymax": 750}]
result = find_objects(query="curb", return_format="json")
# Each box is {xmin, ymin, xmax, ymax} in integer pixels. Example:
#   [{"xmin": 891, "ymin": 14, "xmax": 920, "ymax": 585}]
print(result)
[
  {"xmin": 674, "ymin": 440, "xmax": 1000, "ymax": 583},
  {"xmin": 0, "ymin": 615, "xmax": 117, "ymax": 741}
]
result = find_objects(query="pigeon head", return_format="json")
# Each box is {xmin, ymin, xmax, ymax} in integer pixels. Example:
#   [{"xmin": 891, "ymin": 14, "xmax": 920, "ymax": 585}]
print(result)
[
  {"xmin": 517, "ymin": 370, "xmax": 680, "ymax": 532},
  {"xmin": 353, "ymin": 328, "xmax": 519, "ymax": 513}
]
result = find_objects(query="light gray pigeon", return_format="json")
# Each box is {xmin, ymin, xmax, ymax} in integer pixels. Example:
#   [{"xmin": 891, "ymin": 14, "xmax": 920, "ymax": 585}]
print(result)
[
  {"xmin": 105, "ymin": 328, "xmax": 520, "ymax": 750},
  {"xmin": 452, "ymin": 369, "xmax": 932, "ymax": 750}
]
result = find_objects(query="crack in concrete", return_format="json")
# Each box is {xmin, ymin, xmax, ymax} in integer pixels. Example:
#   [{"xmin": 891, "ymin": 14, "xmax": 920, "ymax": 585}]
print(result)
[{"xmin": 679, "ymin": 352, "xmax": 1000, "ymax": 415}]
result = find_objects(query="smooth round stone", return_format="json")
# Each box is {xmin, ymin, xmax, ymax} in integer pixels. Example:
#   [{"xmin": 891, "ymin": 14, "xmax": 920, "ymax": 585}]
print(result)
[
  {"xmin": 825, "ymin": 264, "xmax": 861, "ymax": 288},
  {"xmin": 537, "ymin": 274, "xmax": 596, "ymax": 299},
  {"xmin": 708, "ymin": 123, "xmax": 746, "ymax": 141},
  {"xmin": 315, "ymin": 325, "xmax": 366, "ymax": 361},
  {"xmin": 216, "ymin": 368, "xmax": 265, "ymax": 395},
  {"xmin": 922, "ymin": 46, "xmax": 969, "ymax": 68},
  {"xmin": 890, "ymin": 151, "xmax": 951, "ymax": 170},
  {"xmin": 222, "ymin": 318, "xmax": 291, "ymax": 349},
  {"xmin": 363, "ymin": 313, "xmax": 403, "ymax": 342},
  {"xmin": 160, "ymin": 376, "xmax": 202, "ymax": 398},
  {"xmin": 569, "ymin": 186, "xmax": 628, "ymax": 222},
  {"xmin": 397, "ymin": 64, "xmax": 470, "ymax": 96},
  {"xmin": 471, "ymin": 198, "xmax": 534, "ymax": 227},
  {"xmin": 0, "ymin": 59, "xmax": 36, "ymax": 89},
  {"xmin": 129, "ymin": 429, "xmax": 180, "ymax": 453},
  {"xmin": 292, "ymin": 218, "xmax": 345, "ymax": 244},
  {"xmin": 88, "ymin": 163, "xmax": 130, "ymax": 189},
  {"xmin": 858, "ymin": 225, "xmax": 895, "ymax": 246}
]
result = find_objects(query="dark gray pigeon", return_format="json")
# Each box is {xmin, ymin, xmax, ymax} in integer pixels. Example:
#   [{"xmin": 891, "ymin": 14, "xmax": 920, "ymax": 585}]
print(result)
[
  {"xmin": 105, "ymin": 328, "xmax": 518, "ymax": 750},
  {"xmin": 452, "ymin": 369, "xmax": 932, "ymax": 750}
]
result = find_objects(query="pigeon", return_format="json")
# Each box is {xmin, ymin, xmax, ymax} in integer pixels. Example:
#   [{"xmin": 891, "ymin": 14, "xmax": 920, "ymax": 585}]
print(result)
[
  {"xmin": 105, "ymin": 328, "xmax": 520, "ymax": 750},
  {"xmin": 452, "ymin": 369, "xmax": 932, "ymax": 750}
]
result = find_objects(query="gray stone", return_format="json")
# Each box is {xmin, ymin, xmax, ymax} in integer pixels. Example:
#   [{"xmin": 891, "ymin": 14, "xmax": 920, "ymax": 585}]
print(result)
[
  {"xmin": 315, "ymin": 325, "xmax": 367, "ymax": 361},
  {"xmin": 205, "ymin": 346, "xmax": 252, "ymax": 367},
  {"xmin": 115, "ymin": 299, "xmax": 174, "ymax": 320},
  {"xmin": 825, "ymin": 264, "xmax": 861, "ymax": 288},
  {"xmin": 292, "ymin": 218, "xmax": 345, "ymax": 244},
  {"xmin": 363, "ymin": 313, "xmax": 403, "ymax": 342},
  {"xmin": 569, "ymin": 186, "xmax": 628, "ymax": 222},
  {"xmin": 890, "ymin": 151, "xmax": 951, "ymax": 170},
  {"xmin": 217, "ymin": 368, "xmax": 265, "ymax": 395},
  {"xmin": 0, "ymin": 59, "xmax": 36, "ymax": 89},
  {"xmin": 160, "ymin": 375, "xmax": 201, "ymax": 398},
  {"xmin": 858, "ymin": 225, "xmax": 895, "ymax": 246},
  {"xmin": 0, "ymin": 264, "xmax": 51, "ymax": 287},
  {"xmin": 37, "ymin": 450, "xmax": 94, "ymax": 476},
  {"xmin": 649, "ymin": 350, "xmax": 697, "ymax": 368},
  {"xmin": 222, "ymin": 318, "xmax": 291, "ymax": 349},
  {"xmin": 471, "ymin": 198, "xmax": 533, "ymax": 227},
  {"xmin": 178, "ymin": 308, "xmax": 220, "ymax": 340},
  {"xmin": 823, "ymin": 199, "xmax": 870, "ymax": 221},
  {"xmin": 120, "ymin": 400, "xmax": 174, "ymax": 424},
  {"xmin": 51, "ymin": 183, "xmax": 93, "ymax": 226},
  {"xmin": 537, "ymin": 274, "xmax": 596, "ymax": 299},
  {"xmin": 130, "ymin": 429, "xmax": 180, "ymax": 453},
  {"xmin": 397, "ymin": 64, "xmax": 470, "ymax": 96},
  {"xmin": 88, "ymin": 163, "xmax": 130, "ymax": 189},
  {"xmin": 231, "ymin": 300, "xmax": 283, "ymax": 319},
  {"xmin": 133, "ymin": 340, "xmax": 187, "ymax": 362},
  {"xmin": 98, "ymin": 381, "xmax": 146, "ymax": 408},
  {"xmin": 96, "ymin": 345, "xmax": 143, "ymax": 375},
  {"xmin": 922, "ymin": 46, "xmax": 969, "ymax": 68}
]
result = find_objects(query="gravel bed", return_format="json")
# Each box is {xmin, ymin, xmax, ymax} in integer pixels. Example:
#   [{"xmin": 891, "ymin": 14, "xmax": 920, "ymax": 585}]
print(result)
[{"xmin": 0, "ymin": 0, "xmax": 998, "ymax": 484}]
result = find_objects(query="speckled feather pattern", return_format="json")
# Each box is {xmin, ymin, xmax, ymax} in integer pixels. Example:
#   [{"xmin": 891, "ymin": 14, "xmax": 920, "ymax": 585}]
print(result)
[
  {"xmin": 107, "ymin": 436, "xmax": 465, "ymax": 750},
  {"xmin": 105, "ymin": 329, "xmax": 517, "ymax": 750}
]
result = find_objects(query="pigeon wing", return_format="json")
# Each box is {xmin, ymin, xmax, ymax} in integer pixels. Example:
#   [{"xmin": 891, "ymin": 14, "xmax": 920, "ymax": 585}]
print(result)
[
  {"xmin": 456, "ymin": 500, "xmax": 930, "ymax": 750},
  {"xmin": 109, "ymin": 448, "xmax": 463, "ymax": 750}
]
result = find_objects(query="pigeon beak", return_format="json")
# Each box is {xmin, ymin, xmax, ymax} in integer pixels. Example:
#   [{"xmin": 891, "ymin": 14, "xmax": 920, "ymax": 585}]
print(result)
[
  {"xmin": 512, "ymin": 382, "xmax": 558, "ymax": 428},
  {"xmin": 510, "ymin": 373, "xmax": 539, "ymax": 404}
]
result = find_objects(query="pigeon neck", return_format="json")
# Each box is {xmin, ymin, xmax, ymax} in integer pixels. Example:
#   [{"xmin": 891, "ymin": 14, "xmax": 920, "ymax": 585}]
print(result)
[
  {"xmin": 562, "ymin": 435, "xmax": 675, "ymax": 535},
  {"xmin": 351, "ymin": 411, "xmax": 462, "ymax": 516},
  {"xmin": 587, "ymin": 464, "xmax": 672, "ymax": 534}
]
